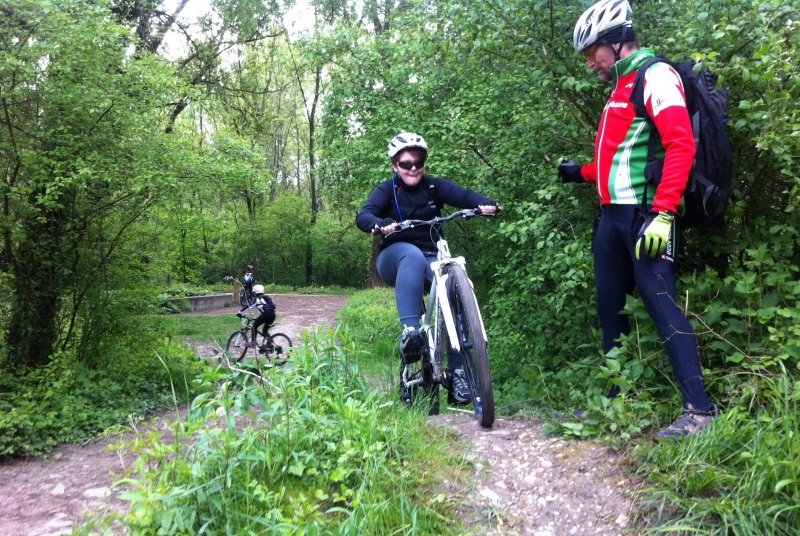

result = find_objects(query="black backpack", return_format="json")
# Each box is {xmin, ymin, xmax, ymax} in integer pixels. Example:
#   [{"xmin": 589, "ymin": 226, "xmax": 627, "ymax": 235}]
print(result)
[{"xmin": 630, "ymin": 57, "xmax": 732, "ymax": 226}]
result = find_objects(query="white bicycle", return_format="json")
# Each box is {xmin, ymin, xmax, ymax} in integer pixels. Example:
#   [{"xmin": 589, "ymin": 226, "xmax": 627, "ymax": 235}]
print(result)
[{"xmin": 392, "ymin": 208, "xmax": 495, "ymax": 428}]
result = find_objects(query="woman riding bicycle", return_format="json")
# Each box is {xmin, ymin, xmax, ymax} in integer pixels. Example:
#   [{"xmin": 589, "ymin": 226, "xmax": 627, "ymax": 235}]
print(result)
[
  {"xmin": 237, "ymin": 284, "xmax": 276, "ymax": 343},
  {"xmin": 355, "ymin": 131, "xmax": 499, "ymax": 404}
]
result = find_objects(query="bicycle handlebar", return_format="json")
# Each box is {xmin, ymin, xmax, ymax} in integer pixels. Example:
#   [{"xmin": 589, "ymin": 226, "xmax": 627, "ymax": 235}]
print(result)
[{"xmin": 371, "ymin": 208, "xmax": 497, "ymax": 235}]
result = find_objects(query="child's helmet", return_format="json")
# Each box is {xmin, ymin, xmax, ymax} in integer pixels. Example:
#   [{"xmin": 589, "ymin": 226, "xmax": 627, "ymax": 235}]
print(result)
[{"xmin": 387, "ymin": 132, "xmax": 428, "ymax": 159}]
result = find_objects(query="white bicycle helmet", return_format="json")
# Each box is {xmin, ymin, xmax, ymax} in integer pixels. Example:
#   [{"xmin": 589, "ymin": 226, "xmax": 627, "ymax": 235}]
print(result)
[
  {"xmin": 252, "ymin": 284, "xmax": 265, "ymax": 295},
  {"xmin": 387, "ymin": 132, "xmax": 428, "ymax": 160},
  {"xmin": 573, "ymin": 0, "xmax": 633, "ymax": 52}
]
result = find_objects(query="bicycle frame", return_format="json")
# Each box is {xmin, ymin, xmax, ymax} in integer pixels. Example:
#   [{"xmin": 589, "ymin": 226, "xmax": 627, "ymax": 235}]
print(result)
[{"xmin": 398, "ymin": 210, "xmax": 490, "ymax": 391}]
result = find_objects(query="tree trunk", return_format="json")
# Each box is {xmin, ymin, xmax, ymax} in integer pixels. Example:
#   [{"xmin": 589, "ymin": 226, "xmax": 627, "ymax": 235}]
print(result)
[
  {"xmin": 304, "ymin": 65, "xmax": 323, "ymax": 285},
  {"xmin": 5, "ymin": 201, "xmax": 66, "ymax": 368},
  {"xmin": 367, "ymin": 237, "xmax": 386, "ymax": 288}
]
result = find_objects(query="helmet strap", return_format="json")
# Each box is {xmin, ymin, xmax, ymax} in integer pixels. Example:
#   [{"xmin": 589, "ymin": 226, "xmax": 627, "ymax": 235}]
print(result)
[{"xmin": 612, "ymin": 42, "xmax": 624, "ymax": 62}]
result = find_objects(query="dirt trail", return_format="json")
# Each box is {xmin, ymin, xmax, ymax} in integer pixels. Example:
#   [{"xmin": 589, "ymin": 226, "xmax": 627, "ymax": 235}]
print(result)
[{"xmin": 0, "ymin": 294, "xmax": 642, "ymax": 536}]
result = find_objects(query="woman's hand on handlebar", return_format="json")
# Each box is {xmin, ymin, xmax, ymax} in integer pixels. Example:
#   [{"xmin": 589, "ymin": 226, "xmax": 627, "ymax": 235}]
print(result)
[
  {"xmin": 373, "ymin": 222, "xmax": 400, "ymax": 235},
  {"xmin": 477, "ymin": 204, "xmax": 501, "ymax": 215}
]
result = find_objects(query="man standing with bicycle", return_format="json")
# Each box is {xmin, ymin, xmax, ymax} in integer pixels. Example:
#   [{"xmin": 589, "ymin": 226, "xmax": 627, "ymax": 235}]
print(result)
[
  {"xmin": 356, "ymin": 131, "xmax": 499, "ymax": 406},
  {"xmin": 558, "ymin": 0, "xmax": 717, "ymax": 440}
]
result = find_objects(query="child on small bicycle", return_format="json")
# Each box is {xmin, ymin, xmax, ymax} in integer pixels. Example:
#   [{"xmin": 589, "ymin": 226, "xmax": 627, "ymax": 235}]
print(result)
[{"xmin": 237, "ymin": 284, "xmax": 276, "ymax": 345}]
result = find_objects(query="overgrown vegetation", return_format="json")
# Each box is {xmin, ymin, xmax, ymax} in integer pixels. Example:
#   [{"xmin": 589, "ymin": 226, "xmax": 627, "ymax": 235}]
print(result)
[
  {"xmin": 1, "ymin": 0, "xmax": 798, "ymax": 532},
  {"xmin": 84, "ymin": 329, "xmax": 466, "ymax": 535}
]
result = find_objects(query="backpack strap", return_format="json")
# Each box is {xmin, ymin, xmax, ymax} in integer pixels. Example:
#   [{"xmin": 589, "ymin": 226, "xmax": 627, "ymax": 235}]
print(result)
[
  {"xmin": 390, "ymin": 172, "xmax": 404, "ymax": 221},
  {"xmin": 630, "ymin": 56, "xmax": 672, "ymax": 211}
]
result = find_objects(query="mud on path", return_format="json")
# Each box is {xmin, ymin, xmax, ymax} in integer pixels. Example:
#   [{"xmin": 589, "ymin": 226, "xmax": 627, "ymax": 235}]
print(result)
[{"xmin": 0, "ymin": 293, "xmax": 643, "ymax": 536}]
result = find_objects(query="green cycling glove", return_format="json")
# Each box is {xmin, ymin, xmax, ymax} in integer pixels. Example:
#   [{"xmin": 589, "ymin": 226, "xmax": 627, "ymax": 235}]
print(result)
[{"xmin": 635, "ymin": 211, "xmax": 674, "ymax": 260}]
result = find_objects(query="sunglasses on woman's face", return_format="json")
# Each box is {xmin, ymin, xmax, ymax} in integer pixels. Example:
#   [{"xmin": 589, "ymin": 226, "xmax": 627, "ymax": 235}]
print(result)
[{"xmin": 397, "ymin": 159, "xmax": 426, "ymax": 170}]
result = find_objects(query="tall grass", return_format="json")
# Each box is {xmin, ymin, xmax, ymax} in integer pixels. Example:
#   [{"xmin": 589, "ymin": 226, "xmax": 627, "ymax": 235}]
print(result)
[
  {"xmin": 633, "ymin": 366, "xmax": 800, "ymax": 534},
  {"xmin": 92, "ymin": 328, "xmax": 466, "ymax": 534}
]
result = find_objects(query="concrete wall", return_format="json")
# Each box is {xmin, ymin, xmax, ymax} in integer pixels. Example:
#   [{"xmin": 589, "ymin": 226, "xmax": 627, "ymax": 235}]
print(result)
[{"xmin": 171, "ymin": 293, "xmax": 235, "ymax": 312}]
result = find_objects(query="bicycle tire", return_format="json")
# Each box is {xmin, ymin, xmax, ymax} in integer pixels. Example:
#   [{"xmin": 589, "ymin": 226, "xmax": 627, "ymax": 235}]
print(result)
[
  {"xmin": 239, "ymin": 290, "xmax": 248, "ymax": 308},
  {"xmin": 225, "ymin": 330, "xmax": 251, "ymax": 362},
  {"xmin": 447, "ymin": 265, "xmax": 494, "ymax": 427},
  {"xmin": 258, "ymin": 332, "xmax": 292, "ymax": 366}
]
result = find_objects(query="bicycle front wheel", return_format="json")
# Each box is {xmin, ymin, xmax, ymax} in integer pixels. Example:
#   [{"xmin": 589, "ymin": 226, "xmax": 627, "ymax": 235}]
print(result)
[
  {"xmin": 448, "ymin": 265, "xmax": 494, "ymax": 428},
  {"xmin": 225, "ymin": 330, "xmax": 251, "ymax": 362},
  {"xmin": 257, "ymin": 332, "xmax": 293, "ymax": 366}
]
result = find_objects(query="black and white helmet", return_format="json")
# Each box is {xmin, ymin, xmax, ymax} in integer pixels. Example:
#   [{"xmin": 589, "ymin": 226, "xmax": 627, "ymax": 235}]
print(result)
[
  {"xmin": 573, "ymin": 0, "xmax": 632, "ymax": 52},
  {"xmin": 387, "ymin": 132, "xmax": 428, "ymax": 160}
]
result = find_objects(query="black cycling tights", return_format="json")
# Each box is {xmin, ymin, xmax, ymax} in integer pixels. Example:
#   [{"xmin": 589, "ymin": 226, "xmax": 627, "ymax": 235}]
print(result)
[{"xmin": 593, "ymin": 204, "xmax": 712, "ymax": 411}]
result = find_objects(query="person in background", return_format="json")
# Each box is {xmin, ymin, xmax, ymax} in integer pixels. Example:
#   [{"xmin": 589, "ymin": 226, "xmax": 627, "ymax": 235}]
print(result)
[
  {"xmin": 559, "ymin": 0, "xmax": 717, "ymax": 440},
  {"xmin": 242, "ymin": 264, "xmax": 255, "ymax": 303},
  {"xmin": 356, "ymin": 131, "xmax": 499, "ymax": 405}
]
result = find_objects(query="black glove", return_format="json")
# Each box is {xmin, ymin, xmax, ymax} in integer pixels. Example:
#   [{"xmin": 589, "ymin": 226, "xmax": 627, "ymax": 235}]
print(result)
[
  {"xmin": 558, "ymin": 159, "xmax": 584, "ymax": 184},
  {"xmin": 236, "ymin": 312, "xmax": 244, "ymax": 318}
]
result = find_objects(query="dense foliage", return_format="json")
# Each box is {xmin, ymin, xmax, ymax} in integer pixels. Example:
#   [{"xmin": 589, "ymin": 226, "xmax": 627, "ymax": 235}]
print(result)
[
  {"xmin": 1, "ymin": 0, "xmax": 798, "ymax": 532},
  {"xmin": 0, "ymin": 339, "xmax": 199, "ymax": 458}
]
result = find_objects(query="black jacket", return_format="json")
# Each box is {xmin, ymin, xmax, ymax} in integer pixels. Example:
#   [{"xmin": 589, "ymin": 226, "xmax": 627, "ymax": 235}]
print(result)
[{"xmin": 356, "ymin": 174, "xmax": 496, "ymax": 252}]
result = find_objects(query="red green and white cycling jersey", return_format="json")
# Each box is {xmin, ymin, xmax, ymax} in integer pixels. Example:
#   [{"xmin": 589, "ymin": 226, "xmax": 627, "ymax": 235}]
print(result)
[{"xmin": 579, "ymin": 48, "xmax": 695, "ymax": 214}]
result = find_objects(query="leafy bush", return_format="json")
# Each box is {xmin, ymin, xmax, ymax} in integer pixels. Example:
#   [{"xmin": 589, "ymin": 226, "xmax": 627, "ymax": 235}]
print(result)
[{"xmin": 0, "ymin": 341, "xmax": 200, "ymax": 458}]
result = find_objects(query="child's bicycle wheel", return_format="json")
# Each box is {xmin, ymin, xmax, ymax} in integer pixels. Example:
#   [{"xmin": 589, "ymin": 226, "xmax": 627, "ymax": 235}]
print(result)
[
  {"xmin": 256, "ymin": 332, "xmax": 293, "ymax": 366},
  {"xmin": 225, "ymin": 330, "xmax": 252, "ymax": 362}
]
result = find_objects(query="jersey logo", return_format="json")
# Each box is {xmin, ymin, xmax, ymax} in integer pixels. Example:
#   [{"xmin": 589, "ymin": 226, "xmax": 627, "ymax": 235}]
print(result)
[{"xmin": 643, "ymin": 63, "xmax": 686, "ymax": 116}]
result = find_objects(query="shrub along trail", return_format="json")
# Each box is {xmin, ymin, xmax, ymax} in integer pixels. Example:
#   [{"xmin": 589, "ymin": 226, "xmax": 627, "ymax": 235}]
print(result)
[{"xmin": 0, "ymin": 293, "xmax": 643, "ymax": 535}]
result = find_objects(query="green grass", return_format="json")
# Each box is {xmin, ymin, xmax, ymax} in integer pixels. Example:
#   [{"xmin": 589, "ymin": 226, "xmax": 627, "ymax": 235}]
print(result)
[
  {"xmin": 145, "ymin": 313, "xmax": 235, "ymax": 346},
  {"xmin": 631, "ymin": 367, "xmax": 800, "ymax": 534},
  {"xmin": 83, "ymin": 328, "xmax": 470, "ymax": 535},
  {"xmin": 335, "ymin": 287, "xmax": 398, "ymax": 377},
  {"xmin": 0, "ymin": 340, "xmax": 200, "ymax": 458}
]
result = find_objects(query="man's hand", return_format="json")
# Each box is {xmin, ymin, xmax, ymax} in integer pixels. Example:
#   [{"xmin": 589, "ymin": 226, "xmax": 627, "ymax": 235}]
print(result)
[
  {"xmin": 635, "ymin": 211, "xmax": 674, "ymax": 259},
  {"xmin": 477, "ymin": 204, "xmax": 499, "ymax": 215},
  {"xmin": 558, "ymin": 160, "xmax": 584, "ymax": 184}
]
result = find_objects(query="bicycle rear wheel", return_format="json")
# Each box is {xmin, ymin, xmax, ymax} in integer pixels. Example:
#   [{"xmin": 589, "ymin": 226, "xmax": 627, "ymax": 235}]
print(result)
[
  {"xmin": 225, "ymin": 330, "xmax": 251, "ymax": 362},
  {"xmin": 447, "ymin": 265, "xmax": 494, "ymax": 428},
  {"xmin": 257, "ymin": 332, "xmax": 292, "ymax": 366}
]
